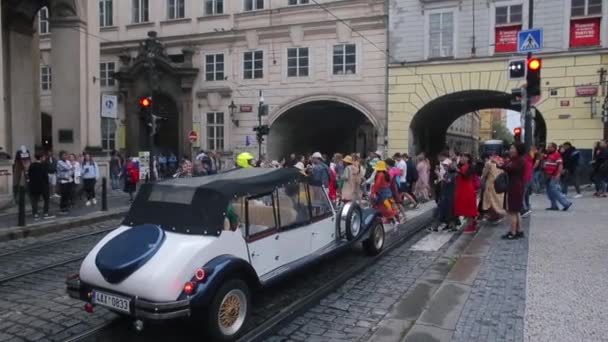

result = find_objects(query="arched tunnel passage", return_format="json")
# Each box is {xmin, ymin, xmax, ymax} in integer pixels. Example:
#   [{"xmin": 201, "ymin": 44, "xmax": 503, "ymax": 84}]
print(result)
[
  {"xmin": 410, "ymin": 90, "xmax": 547, "ymax": 156},
  {"xmin": 268, "ymin": 100, "xmax": 377, "ymax": 160}
]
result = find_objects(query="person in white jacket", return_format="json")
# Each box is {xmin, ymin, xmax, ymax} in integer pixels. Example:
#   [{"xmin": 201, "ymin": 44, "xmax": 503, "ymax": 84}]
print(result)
[{"xmin": 81, "ymin": 153, "xmax": 99, "ymax": 206}]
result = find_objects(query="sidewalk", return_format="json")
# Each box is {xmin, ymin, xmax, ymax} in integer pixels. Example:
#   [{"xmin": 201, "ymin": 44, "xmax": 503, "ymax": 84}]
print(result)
[{"xmin": 367, "ymin": 191, "xmax": 608, "ymax": 342}]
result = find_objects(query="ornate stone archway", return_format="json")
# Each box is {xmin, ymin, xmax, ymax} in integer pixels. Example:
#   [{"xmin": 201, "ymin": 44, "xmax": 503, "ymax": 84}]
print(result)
[{"xmin": 114, "ymin": 31, "xmax": 199, "ymax": 157}]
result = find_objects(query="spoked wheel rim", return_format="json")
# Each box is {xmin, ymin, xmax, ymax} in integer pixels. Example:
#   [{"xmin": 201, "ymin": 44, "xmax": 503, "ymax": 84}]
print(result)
[
  {"xmin": 350, "ymin": 210, "xmax": 361, "ymax": 237},
  {"xmin": 373, "ymin": 224, "xmax": 384, "ymax": 250},
  {"xmin": 218, "ymin": 289, "xmax": 247, "ymax": 336}
]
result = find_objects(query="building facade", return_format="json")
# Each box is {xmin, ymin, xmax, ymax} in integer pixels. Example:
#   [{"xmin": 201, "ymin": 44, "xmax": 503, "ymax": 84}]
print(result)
[
  {"xmin": 478, "ymin": 108, "xmax": 507, "ymax": 141},
  {"xmin": 445, "ymin": 111, "xmax": 481, "ymax": 155},
  {"xmin": 35, "ymin": 0, "xmax": 387, "ymax": 163},
  {"xmin": 389, "ymin": 0, "xmax": 608, "ymax": 156}
]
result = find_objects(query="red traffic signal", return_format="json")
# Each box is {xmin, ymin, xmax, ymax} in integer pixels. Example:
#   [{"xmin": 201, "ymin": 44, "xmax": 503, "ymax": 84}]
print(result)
[
  {"xmin": 527, "ymin": 58, "xmax": 541, "ymax": 71},
  {"xmin": 139, "ymin": 97, "xmax": 151, "ymax": 108},
  {"xmin": 514, "ymin": 127, "xmax": 522, "ymax": 135}
]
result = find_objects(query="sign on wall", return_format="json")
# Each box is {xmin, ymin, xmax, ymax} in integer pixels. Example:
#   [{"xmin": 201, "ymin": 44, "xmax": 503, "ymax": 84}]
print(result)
[
  {"xmin": 101, "ymin": 94, "xmax": 118, "ymax": 118},
  {"xmin": 575, "ymin": 86, "xmax": 599, "ymax": 97},
  {"xmin": 495, "ymin": 25, "xmax": 520, "ymax": 53},
  {"xmin": 570, "ymin": 18, "xmax": 600, "ymax": 48}
]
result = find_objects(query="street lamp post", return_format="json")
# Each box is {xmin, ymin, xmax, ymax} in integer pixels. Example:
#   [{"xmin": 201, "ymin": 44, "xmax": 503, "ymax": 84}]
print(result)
[{"xmin": 257, "ymin": 91, "xmax": 264, "ymax": 160}]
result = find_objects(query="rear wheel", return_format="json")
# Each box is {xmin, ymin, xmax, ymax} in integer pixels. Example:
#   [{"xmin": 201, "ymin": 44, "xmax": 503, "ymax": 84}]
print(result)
[
  {"xmin": 207, "ymin": 279, "xmax": 250, "ymax": 341},
  {"xmin": 363, "ymin": 221, "xmax": 385, "ymax": 256},
  {"xmin": 343, "ymin": 203, "xmax": 362, "ymax": 240}
]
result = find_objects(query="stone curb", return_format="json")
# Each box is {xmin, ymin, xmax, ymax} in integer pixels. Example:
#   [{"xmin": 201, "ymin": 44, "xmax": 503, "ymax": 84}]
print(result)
[
  {"xmin": 366, "ymin": 223, "xmax": 486, "ymax": 342},
  {"xmin": 0, "ymin": 208, "xmax": 129, "ymax": 242}
]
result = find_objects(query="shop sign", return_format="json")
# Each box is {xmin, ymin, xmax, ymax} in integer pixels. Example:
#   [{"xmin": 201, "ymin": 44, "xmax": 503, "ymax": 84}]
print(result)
[
  {"xmin": 560, "ymin": 100, "xmax": 570, "ymax": 107},
  {"xmin": 575, "ymin": 86, "xmax": 598, "ymax": 97},
  {"xmin": 570, "ymin": 17, "xmax": 600, "ymax": 48},
  {"xmin": 240, "ymin": 105, "xmax": 253, "ymax": 113},
  {"xmin": 495, "ymin": 25, "xmax": 520, "ymax": 53}
]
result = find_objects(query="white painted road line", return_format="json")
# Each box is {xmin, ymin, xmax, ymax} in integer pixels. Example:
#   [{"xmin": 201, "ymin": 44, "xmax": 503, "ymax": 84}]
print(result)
[{"xmin": 409, "ymin": 232, "xmax": 453, "ymax": 252}]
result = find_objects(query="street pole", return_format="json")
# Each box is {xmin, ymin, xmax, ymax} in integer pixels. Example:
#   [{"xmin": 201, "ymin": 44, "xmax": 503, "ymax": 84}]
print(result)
[
  {"xmin": 257, "ymin": 90, "xmax": 263, "ymax": 161},
  {"xmin": 147, "ymin": 56, "xmax": 156, "ymax": 182},
  {"xmin": 524, "ymin": 0, "xmax": 534, "ymax": 150}
]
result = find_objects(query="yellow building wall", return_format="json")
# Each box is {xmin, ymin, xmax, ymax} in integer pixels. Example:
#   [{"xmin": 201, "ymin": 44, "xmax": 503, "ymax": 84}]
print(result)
[{"xmin": 388, "ymin": 54, "xmax": 606, "ymax": 155}]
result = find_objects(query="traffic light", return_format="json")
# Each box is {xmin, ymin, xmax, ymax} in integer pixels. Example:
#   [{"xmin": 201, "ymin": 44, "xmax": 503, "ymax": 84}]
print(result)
[
  {"xmin": 526, "ymin": 58, "xmax": 541, "ymax": 96},
  {"xmin": 259, "ymin": 104, "xmax": 269, "ymax": 116},
  {"xmin": 139, "ymin": 97, "xmax": 152, "ymax": 109},
  {"xmin": 513, "ymin": 127, "xmax": 522, "ymax": 142},
  {"xmin": 510, "ymin": 87, "xmax": 526, "ymax": 111},
  {"xmin": 508, "ymin": 59, "xmax": 526, "ymax": 80}
]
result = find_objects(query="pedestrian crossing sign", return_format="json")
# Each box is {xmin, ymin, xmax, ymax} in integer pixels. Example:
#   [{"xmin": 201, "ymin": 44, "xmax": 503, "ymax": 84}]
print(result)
[{"xmin": 518, "ymin": 28, "xmax": 543, "ymax": 53}]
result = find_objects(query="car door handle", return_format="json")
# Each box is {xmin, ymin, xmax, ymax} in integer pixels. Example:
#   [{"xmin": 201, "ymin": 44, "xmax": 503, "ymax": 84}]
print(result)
[
  {"xmin": 275, "ymin": 235, "xmax": 279, "ymax": 240},
  {"xmin": 275, "ymin": 256, "xmax": 279, "ymax": 260}
]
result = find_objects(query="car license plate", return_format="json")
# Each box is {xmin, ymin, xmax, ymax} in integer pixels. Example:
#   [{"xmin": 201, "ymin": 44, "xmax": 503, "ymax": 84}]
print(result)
[{"xmin": 92, "ymin": 290, "xmax": 131, "ymax": 314}]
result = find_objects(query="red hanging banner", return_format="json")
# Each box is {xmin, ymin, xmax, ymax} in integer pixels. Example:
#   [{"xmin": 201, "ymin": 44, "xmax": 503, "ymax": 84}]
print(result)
[
  {"xmin": 495, "ymin": 25, "xmax": 520, "ymax": 53},
  {"xmin": 570, "ymin": 17, "xmax": 601, "ymax": 48}
]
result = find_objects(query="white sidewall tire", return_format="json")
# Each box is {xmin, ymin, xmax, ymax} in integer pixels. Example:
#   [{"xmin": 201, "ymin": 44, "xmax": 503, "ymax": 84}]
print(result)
[
  {"xmin": 364, "ymin": 221, "xmax": 385, "ymax": 256},
  {"xmin": 345, "ymin": 204, "xmax": 362, "ymax": 241}
]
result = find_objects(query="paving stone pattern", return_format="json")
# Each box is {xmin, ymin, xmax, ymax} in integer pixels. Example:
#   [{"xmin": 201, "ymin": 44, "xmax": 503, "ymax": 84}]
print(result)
[
  {"xmin": 0, "ymin": 262, "xmax": 117, "ymax": 342},
  {"xmin": 264, "ymin": 229, "xmax": 445, "ymax": 342},
  {"xmin": 0, "ymin": 225, "xmax": 119, "ymax": 280},
  {"xmin": 450, "ymin": 225, "xmax": 528, "ymax": 342}
]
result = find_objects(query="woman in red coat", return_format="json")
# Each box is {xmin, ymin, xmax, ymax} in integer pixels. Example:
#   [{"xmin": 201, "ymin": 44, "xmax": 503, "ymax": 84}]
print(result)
[{"xmin": 454, "ymin": 154, "xmax": 479, "ymax": 233}]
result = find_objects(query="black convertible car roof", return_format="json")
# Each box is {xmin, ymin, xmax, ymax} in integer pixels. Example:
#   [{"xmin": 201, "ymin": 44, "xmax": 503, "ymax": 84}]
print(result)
[{"xmin": 122, "ymin": 168, "xmax": 306, "ymax": 236}]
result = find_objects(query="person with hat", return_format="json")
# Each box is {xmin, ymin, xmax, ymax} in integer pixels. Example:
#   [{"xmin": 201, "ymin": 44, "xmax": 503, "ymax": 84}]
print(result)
[
  {"xmin": 340, "ymin": 155, "xmax": 363, "ymax": 203},
  {"xmin": 309, "ymin": 152, "xmax": 329, "ymax": 187},
  {"xmin": 370, "ymin": 160, "xmax": 397, "ymax": 222}
]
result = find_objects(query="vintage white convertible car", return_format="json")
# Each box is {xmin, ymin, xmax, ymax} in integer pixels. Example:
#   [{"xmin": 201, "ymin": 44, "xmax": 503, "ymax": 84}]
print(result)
[{"xmin": 67, "ymin": 168, "xmax": 385, "ymax": 341}]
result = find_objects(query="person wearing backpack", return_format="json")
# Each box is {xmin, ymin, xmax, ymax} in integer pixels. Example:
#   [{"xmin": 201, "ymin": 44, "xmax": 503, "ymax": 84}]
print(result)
[
  {"xmin": 592, "ymin": 140, "xmax": 608, "ymax": 197},
  {"xmin": 122, "ymin": 158, "xmax": 139, "ymax": 202}
]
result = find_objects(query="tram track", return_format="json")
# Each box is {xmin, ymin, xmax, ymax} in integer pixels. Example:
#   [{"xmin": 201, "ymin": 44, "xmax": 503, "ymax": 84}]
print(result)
[
  {"xmin": 0, "ymin": 227, "xmax": 115, "ymax": 285},
  {"xmin": 63, "ymin": 208, "xmax": 435, "ymax": 342}
]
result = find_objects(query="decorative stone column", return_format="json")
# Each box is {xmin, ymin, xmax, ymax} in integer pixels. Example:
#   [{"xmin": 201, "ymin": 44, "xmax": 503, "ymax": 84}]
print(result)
[
  {"xmin": 50, "ymin": 1, "xmax": 101, "ymax": 153},
  {"xmin": 5, "ymin": 16, "xmax": 40, "ymax": 154}
]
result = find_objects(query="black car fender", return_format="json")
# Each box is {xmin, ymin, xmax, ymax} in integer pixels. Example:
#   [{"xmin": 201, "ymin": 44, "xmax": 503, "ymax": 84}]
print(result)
[
  {"xmin": 181, "ymin": 254, "xmax": 260, "ymax": 307},
  {"xmin": 360, "ymin": 208, "xmax": 382, "ymax": 240}
]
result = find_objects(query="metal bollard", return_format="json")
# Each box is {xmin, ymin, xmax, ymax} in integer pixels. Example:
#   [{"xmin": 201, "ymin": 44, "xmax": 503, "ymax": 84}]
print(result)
[
  {"xmin": 18, "ymin": 185, "xmax": 26, "ymax": 227},
  {"xmin": 101, "ymin": 177, "xmax": 108, "ymax": 211}
]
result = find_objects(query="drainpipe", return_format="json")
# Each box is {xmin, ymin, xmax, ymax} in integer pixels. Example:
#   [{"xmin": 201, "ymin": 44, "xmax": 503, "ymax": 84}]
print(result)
[
  {"xmin": 471, "ymin": 0, "xmax": 476, "ymax": 56},
  {"xmin": 383, "ymin": 0, "xmax": 390, "ymax": 156}
]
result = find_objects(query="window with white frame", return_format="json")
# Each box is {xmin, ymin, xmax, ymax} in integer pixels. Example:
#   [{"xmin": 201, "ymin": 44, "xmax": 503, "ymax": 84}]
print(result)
[
  {"xmin": 205, "ymin": 54, "xmax": 225, "ymax": 81},
  {"xmin": 288, "ymin": 0, "xmax": 309, "ymax": 5},
  {"xmin": 100, "ymin": 0, "xmax": 113, "ymax": 27},
  {"xmin": 332, "ymin": 44, "xmax": 356, "ymax": 75},
  {"xmin": 132, "ymin": 0, "xmax": 149, "ymax": 23},
  {"xmin": 244, "ymin": 50, "xmax": 263, "ymax": 79},
  {"xmin": 205, "ymin": 0, "xmax": 224, "ymax": 15},
  {"xmin": 167, "ymin": 0, "xmax": 185, "ymax": 19},
  {"xmin": 429, "ymin": 12, "xmax": 454, "ymax": 58},
  {"xmin": 495, "ymin": 4, "xmax": 522, "ymax": 25},
  {"xmin": 100, "ymin": 62, "xmax": 116, "ymax": 87},
  {"xmin": 494, "ymin": 4, "xmax": 522, "ymax": 53},
  {"xmin": 244, "ymin": 0, "xmax": 264, "ymax": 11},
  {"xmin": 206, "ymin": 112, "xmax": 225, "ymax": 151},
  {"xmin": 41, "ymin": 65, "xmax": 52, "ymax": 91},
  {"xmin": 571, "ymin": 0, "xmax": 602, "ymax": 17},
  {"xmin": 287, "ymin": 47, "xmax": 309, "ymax": 77},
  {"xmin": 101, "ymin": 118, "xmax": 117, "ymax": 151},
  {"xmin": 570, "ymin": 0, "xmax": 602, "ymax": 47},
  {"xmin": 39, "ymin": 7, "xmax": 49, "ymax": 34}
]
